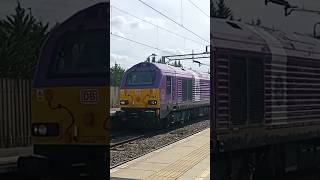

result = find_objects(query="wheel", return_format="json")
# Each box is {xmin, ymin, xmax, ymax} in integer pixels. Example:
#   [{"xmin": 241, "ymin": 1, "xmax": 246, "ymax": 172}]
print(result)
[
  {"xmin": 161, "ymin": 118, "xmax": 170, "ymax": 129},
  {"xmin": 185, "ymin": 110, "xmax": 191, "ymax": 122},
  {"xmin": 152, "ymin": 118, "xmax": 162, "ymax": 130},
  {"xmin": 179, "ymin": 111, "xmax": 186, "ymax": 125}
]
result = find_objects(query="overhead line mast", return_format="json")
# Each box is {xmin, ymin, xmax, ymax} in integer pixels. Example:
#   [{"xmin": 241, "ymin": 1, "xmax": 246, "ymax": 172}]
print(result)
[{"xmin": 265, "ymin": 0, "xmax": 320, "ymax": 16}]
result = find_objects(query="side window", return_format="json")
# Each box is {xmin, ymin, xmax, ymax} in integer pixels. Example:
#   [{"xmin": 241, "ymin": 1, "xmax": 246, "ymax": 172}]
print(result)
[
  {"xmin": 187, "ymin": 79, "xmax": 193, "ymax": 100},
  {"xmin": 166, "ymin": 76, "xmax": 172, "ymax": 95},
  {"xmin": 182, "ymin": 79, "xmax": 187, "ymax": 101},
  {"xmin": 182, "ymin": 79, "xmax": 192, "ymax": 101},
  {"xmin": 229, "ymin": 56, "xmax": 264, "ymax": 126}
]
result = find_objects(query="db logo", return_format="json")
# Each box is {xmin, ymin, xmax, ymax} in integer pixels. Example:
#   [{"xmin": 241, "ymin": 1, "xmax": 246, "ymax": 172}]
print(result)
[{"xmin": 80, "ymin": 89, "xmax": 99, "ymax": 104}]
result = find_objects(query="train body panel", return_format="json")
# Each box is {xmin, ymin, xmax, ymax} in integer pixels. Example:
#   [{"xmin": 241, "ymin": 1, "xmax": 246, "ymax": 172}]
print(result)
[
  {"xmin": 32, "ymin": 87, "xmax": 108, "ymax": 145},
  {"xmin": 18, "ymin": 3, "xmax": 109, "ymax": 179},
  {"xmin": 211, "ymin": 17, "xmax": 320, "ymax": 179},
  {"xmin": 212, "ymin": 18, "xmax": 320, "ymax": 151},
  {"xmin": 119, "ymin": 88, "xmax": 160, "ymax": 109},
  {"xmin": 118, "ymin": 62, "xmax": 210, "ymax": 127},
  {"xmin": 31, "ymin": 2, "xmax": 109, "ymax": 146}
]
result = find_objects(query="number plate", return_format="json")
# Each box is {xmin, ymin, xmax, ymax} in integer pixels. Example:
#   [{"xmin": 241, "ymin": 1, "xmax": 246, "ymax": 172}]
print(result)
[
  {"xmin": 80, "ymin": 89, "xmax": 99, "ymax": 104},
  {"xmin": 36, "ymin": 89, "xmax": 45, "ymax": 102}
]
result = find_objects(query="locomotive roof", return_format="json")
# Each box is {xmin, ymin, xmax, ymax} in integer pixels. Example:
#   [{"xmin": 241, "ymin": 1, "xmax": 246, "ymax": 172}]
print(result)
[
  {"xmin": 33, "ymin": 3, "xmax": 109, "ymax": 88},
  {"xmin": 129, "ymin": 62, "xmax": 210, "ymax": 80},
  {"xmin": 212, "ymin": 18, "xmax": 320, "ymax": 59}
]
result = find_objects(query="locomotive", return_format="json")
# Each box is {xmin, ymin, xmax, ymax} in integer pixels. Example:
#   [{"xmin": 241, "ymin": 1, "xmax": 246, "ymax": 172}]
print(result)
[
  {"xmin": 212, "ymin": 17, "xmax": 320, "ymax": 179},
  {"xmin": 117, "ymin": 61, "xmax": 210, "ymax": 128},
  {"xmin": 18, "ymin": 3, "xmax": 109, "ymax": 179}
]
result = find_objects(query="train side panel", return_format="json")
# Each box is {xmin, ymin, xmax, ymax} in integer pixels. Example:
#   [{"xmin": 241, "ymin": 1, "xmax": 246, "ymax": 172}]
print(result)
[{"xmin": 32, "ymin": 87, "xmax": 108, "ymax": 145}]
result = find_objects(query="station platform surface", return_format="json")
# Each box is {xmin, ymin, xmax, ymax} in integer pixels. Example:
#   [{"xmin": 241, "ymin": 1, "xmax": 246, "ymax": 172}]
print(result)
[
  {"xmin": 0, "ymin": 146, "xmax": 32, "ymax": 173},
  {"xmin": 110, "ymin": 128, "xmax": 210, "ymax": 180}
]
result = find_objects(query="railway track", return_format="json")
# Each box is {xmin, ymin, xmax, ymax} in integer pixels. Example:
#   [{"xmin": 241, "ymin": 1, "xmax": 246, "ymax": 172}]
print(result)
[
  {"xmin": 110, "ymin": 117, "xmax": 210, "ymax": 168},
  {"xmin": 0, "ymin": 162, "xmax": 16, "ymax": 174},
  {"xmin": 110, "ymin": 135, "xmax": 145, "ymax": 148}
]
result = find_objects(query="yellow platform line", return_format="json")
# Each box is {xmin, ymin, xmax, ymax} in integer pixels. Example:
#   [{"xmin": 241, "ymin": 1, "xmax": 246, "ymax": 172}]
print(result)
[
  {"xmin": 195, "ymin": 167, "xmax": 210, "ymax": 180},
  {"xmin": 145, "ymin": 142, "xmax": 210, "ymax": 180}
]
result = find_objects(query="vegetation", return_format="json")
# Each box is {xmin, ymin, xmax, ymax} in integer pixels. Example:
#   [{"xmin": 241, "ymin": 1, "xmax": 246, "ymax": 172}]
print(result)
[
  {"xmin": 110, "ymin": 63, "xmax": 125, "ymax": 86},
  {"xmin": 211, "ymin": 0, "xmax": 234, "ymax": 19},
  {"xmin": 171, "ymin": 60, "xmax": 183, "ymax": 68},
  {"xmin": 0, "ymin": 2, "xmax": 49, "ymax": 78},
  {"xmin": 250, "ymin": 18, "xmax": 262, "ymax": 26}
]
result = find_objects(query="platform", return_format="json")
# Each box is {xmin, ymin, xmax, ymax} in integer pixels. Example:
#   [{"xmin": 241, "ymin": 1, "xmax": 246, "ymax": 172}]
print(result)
[
  {"xmin": 110, "ymin": 128, "xmax": 210, "ymax": 180},
  {"xmin": 0, "ymin": 146, "xmax": 32, "ymax": 173}
]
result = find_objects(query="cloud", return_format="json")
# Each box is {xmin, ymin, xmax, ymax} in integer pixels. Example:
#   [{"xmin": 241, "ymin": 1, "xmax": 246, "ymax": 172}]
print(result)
[
  {"xmin": 111, "ymin": 53, "xmax": 129, "ymax": 64},
  {"xmin": 160, "ymin": 48, "xmax": 187, "ymax": 56},
  {"xmin": 110, "ymin": 53, "xmax": 135, "ymax": 69},
  {"xmin": 144, "ymin": 17, "xmax": 165, "ymax": 27},
  {"xmin": 128, "ymin": 20, "xmax": 140, "ymax": 28},
  {"xmin": 111, "ymin": 15, "xmax": 166, "ymax": 30},
  {"xmin": 111, "ymin": 31, "xmax": 126, "ymax": 38},
  {"xmin": 111, "ymin": 16, "xmax": 127, "ymax": 28}
]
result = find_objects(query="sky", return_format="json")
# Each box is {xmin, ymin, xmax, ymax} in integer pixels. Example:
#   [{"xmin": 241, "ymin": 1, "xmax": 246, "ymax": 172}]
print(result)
[
  {"xmin": 225, "ymin": 0, "xmax": 320, "ymax": 35},
  {"xmin": 2, "ymin": 0, "xmax": 319, "ymax": 73},
  {"xmin": 110, "ymin": 0, "xmax": 210, "ymax": 72},
  {"xmin": 0, "ymin": 0, "xmax": 104, "ymax": 27},
  {"xmin": 0, "ymin": 0, "xmax": 210, "ymax": 73}
]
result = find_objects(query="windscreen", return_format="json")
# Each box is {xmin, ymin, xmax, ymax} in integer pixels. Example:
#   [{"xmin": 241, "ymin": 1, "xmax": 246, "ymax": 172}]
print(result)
[
  {"xmin": 125, "ymin": 71, "xmax": 156, "ymax": 86},
  {"xmin": 49, "ymin": 30, "xmax": 107, "ymax": 78}
]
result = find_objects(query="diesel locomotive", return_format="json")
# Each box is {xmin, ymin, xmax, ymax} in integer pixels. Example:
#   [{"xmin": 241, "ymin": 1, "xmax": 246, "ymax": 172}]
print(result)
[
  {"xmin": 117, "ymin": 61, "xmax": 210, "ymax": 128},
  {"xmin": 212, "ymin": 17, "xmax": 320, "ymax": 179},
  {"xmin": 18, "ymin": 3, "xmax": 109, "ymax": 179}
]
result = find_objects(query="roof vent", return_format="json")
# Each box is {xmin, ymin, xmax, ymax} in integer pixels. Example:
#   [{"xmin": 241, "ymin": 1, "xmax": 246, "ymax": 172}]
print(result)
[{"xmin": 226, "ymin": 21, "xmax": 242, "ymax": 30}]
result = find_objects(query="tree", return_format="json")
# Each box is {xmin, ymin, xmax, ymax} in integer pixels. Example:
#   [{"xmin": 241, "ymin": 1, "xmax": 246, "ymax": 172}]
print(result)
[
  {"xmin": 256, "ymin": 18, "xmax": 261, "ymax": 26},
  {"xmin": 211, "ymin": 0, "xmax": 233, "ymax": 19},
  {"xmin": 0, "ymin": 2, "xmax": 49, "ymax": 78},
  {"xmin": 110, "ymin": 63, "xmax": 125, "ymax": 87},
  {"xmin": 250, "ymin": 18, "xmax": 262, "ymax": 26}
]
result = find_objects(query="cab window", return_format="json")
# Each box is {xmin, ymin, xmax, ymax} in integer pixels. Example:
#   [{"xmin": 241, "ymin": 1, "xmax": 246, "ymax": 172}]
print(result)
[
  {"xmin": 49, "ymin": 30, "xmax": 107, "ymax": 78},
  {"xmin": 125, "ymin": 71, "xmax": 156, "ymax": 86}
]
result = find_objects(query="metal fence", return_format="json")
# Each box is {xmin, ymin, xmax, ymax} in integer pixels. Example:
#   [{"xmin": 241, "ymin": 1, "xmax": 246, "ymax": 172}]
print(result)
[
  {"xmin": 0, "ymin": 78, "xmax": 32, "ymax": 148},
  {"xmin": 110, "ymin": 86, "xmax": 120, "ymax": 108}
]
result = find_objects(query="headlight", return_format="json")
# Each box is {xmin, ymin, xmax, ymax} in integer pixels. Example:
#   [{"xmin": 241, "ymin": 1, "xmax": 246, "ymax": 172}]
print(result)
[
  {"xmin": 148, "ymin": 100, "xmax": 157, "ymax": 105},
  {"xmin": 38, "ymin": 125, "xmax": 47, "ymax": 135},
  {"xmin": 120, "ymin": 100, "xmax": 128, "ymax": 105},
  {"xmin": 33, "ymin": 126, "xmax": 39, "ymax": 135},
  {"xmin": 32, "ymin": 123, "xmax": 59, "ymax": 136}
]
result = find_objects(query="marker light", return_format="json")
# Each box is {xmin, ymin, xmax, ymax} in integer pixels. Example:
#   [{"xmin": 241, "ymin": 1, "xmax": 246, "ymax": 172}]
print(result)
[
  {"xmin": 148, "ymin": 100, "xmax": 157, "ymax": 105},
  {"xmin": 32, "ymin": 123, "xmax": 59, "ymax": 136},
  {"xmin": 120, "ymin": 100, "xmax": 128, "ymax": 105}
]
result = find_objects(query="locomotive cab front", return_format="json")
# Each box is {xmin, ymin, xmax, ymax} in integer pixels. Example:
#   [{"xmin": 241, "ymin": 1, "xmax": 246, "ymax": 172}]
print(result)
[
  {"xmin": 17, "ymin": 3, "xmax": 109, "ymax": 179},
  {"xmin": 118, "ymin": 62, "xmax": 162, "ymax": 128}
]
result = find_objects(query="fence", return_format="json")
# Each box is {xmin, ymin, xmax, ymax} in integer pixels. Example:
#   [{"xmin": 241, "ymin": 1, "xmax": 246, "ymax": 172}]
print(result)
[
  {"xmin": 110, "ymin": 86, "xmax": 120, "ymax": 108},
  {"xmin": 0, "ymin": 78, "xmax": 32, "ymax": 148}
]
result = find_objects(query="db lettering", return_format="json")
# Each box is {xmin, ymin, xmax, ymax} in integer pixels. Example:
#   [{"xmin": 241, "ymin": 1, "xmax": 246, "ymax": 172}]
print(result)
[
  {"xmin": 84, "ymin": 91, "xmax": 96, "ymax": 101},
  {"xmin": 80, "ymin": 89, "xmax": 98, "ymax": 104}
]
